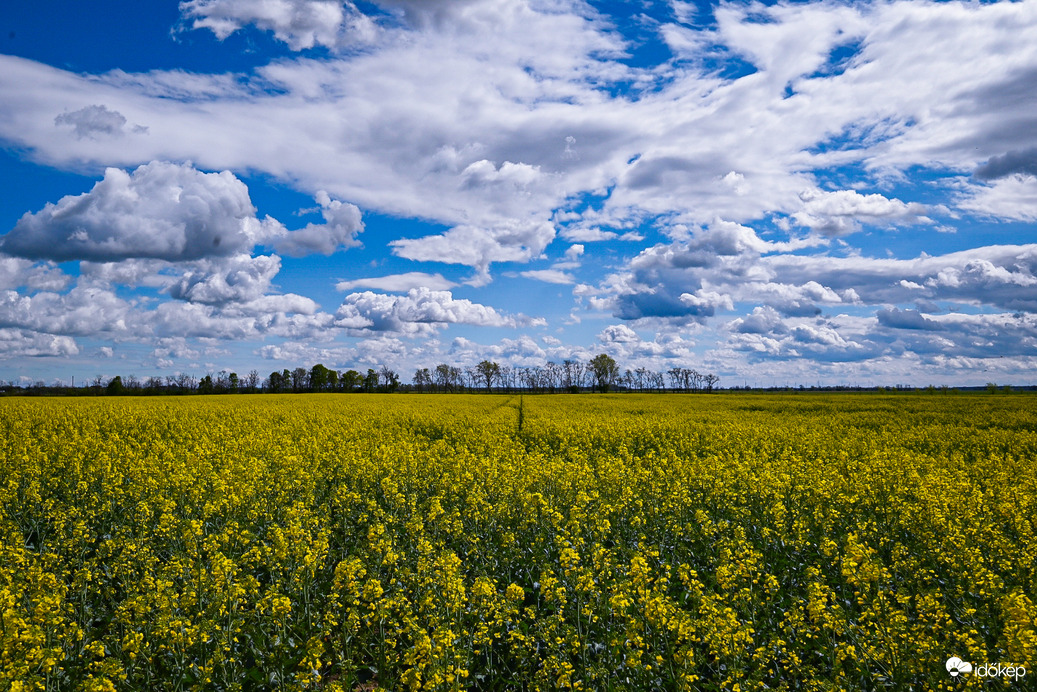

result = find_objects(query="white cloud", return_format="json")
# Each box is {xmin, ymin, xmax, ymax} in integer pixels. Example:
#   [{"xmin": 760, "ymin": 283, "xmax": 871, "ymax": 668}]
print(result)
[
  {"xmin": 680, "ymin": 289, "xmax": 734, "ymax": 313},
  {"xmin": 520, "ymin": 269, "xmax": 574, "ymax": 285},
  {"xmin": 560, "ymin": 227, "xmax": 644, "ymax": 243},
  {"xmin": 730, "ymin": 306, "xmax": 788, "ymax": 336},
  {"xmin": 1, "ymin": 161, "xmax": 282, "ymax": 262},
  {"xmin": 167, "ymin": 254, "xmax": 282, "ymax": 304},
  {"xmin": 151, "ymin": 299, "xmax": 331, "ymax": 340},
  {"xmin": 179, "ymin": 0, "xmax": 377, "ymax": 50},
  {"xmin": 334, "ymin": 287, "xmax": 528, "ymax": 335},
  {"xmin": 599, "ymin": 324, "xmax": 639, "ymax": 344},
  {"xmin": 336, "ymin": 272, "xmax": 457, "ymax": 292},
  {"xmin": 0, "ymin": 329, "xmax": 79, "ymax": 358},
  {"xmin": 391, "ymin": 220, "xmax": 556, "ymax": 274},
  {"xmin": 1, "ymin": 163, "xmax": 361, "ymax": 263},
  {"xmin": 761, "ymin": 245, "xmax": 1037, "ymax": 312},
  {"xmin": 3, "ymin": 0, "xmax": 1037, "ymax": 382},
  {"xmin": 957, "ymin": 175, "xmax": 1037, "ymax": 222},
  {"xmin": 271, "ymin": 191, "xmax": 363, "ymax": 256},
  {"xmin": 0, "ymin": 0, "xmax": 1034, "ymax": 239},
  {"xmin": 0, "ymin": 257, "xmax": 70, "ymax": 292},
  {"xmin": 0, "ymin": 287, "xmax": 134, "ymax": 336},
  {"xmin": 793, "ymin": 189, "xmax": 932, "ymax": 236}
]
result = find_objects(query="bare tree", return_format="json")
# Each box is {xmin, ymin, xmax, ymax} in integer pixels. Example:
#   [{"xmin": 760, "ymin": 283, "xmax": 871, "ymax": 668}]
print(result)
[
  {"xmin": 561, "ymin": 359, "xmax": 582, "ymax": 392},
  {"xmin": 498, "ymin": 365, "xmax": 514, "ymax": 393},
  {"xmin": 544, "ymin": 361, "xmax": 561, "ymax": 393}
]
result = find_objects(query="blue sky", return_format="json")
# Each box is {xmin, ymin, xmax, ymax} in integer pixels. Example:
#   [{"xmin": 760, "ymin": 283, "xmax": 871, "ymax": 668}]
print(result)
[{"xmin": 1, "ymin": 0, "xmax": 1035, "ymax": 387}]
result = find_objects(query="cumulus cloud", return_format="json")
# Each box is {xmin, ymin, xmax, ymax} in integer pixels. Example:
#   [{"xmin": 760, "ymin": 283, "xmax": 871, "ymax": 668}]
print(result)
[
  {"xmin": 0, "ymin": 257, "xmax": 70, "ymax": 292},
  {"xmin": 152, "ymin": 298, "xmax": 331, "ymax": 340},
  {"xmin": 793, "ymin": 189, "xmax": 931, "ymax": 236},
  {"xmin": 167, "ymin": 254, "xmax": 282, "ymax": 304},
  {"xmin": 731, "ymin": 306, "xmax": 788, "ymax": 335},
  {"xmin": 1, "ymin": 161, "xmax": 281, "ymax": 262},
  {"xmin": 271, "ymin": 191, "xmax": 363, "ymax": 256},
  {"xmin": 1, "ymin": 163, "xmax": 361, "ymax": 277},
  {"xmin": 391, "ymin": 220, "xmax": 555, "ymax": 276},
  {"xmin": 0, "ymin": 287, "xmax": 133, "ymax": 336},
  {"xmin": 0, "ymin": 329, "xmax": 78, "ymax": 358},
  {"xmin": 601, "ymin": 221, "xmax": 778, "ymax": 321},
  {"xmin": 680, "ymin": 289, "xmax": 734, "ymax": 314},
  {"xmin": 599, "ymin": 324, "xmax": 640, "ymax": 344},
  {"xmin": 334, "ymin": 287, "xmax": 530, "ymax": 335},
  {"xmin": 179, "ymin": 0, "xmax": 377, "ymax": 50}
]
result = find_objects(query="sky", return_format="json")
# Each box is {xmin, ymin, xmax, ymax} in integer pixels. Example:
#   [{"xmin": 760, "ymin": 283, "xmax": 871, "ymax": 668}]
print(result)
[{"xmin": 0, "ymin": 0, "xmax": 1035, "ymax": 388}]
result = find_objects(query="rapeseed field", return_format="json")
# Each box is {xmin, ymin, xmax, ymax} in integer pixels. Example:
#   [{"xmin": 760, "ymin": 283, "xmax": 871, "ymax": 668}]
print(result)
[{"xmin": 1, "ymin": 393, "xmax": 1034, "ymax": 690}]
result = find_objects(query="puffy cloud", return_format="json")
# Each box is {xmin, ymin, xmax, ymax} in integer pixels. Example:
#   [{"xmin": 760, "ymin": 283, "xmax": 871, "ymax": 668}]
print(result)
[
  {"xmin": 334, "ymin": 287, "xmax": 528, "ymax": 334},
  {"xmin": 793, "ymin": 189, "xmax": 931, "ymax": 236},
  {"xmin": 461, "ymin": 160, "xmax": 542, "ymax": 190},
  {"xmin": 1, "ymin": 163, "xmax": 361, "ymax": 264},
  {"xmin": 168, "ymin": 254, "xmax": 282, "ymax": 304},
  {"xmin": 598, "ymin": 324, "xmax": 639, "ymax": 344},
  {"xmin": 0, "ymin": 329, "xmax": 79, "ymax": 358},
  {"xmin": 679, "ymin": 289, "xmax": 734, "ymax": 314},
  {"xmin": 179, "ymin": 0, "xmax": 377, "ymax": 50},
  {"xmin": 723, "ymin": 305, "xmax": 1037, "ymax": 368},
  {"xmin": 0, "ymin": 287, "xmax": 134, "ymax": 336},
  {"xmin": 391, "ymin": 220, "xmax": 555, "ymax": 275},
  {"xmin": 1, "ymin": 162, "xmax": 280, "ymax": 262},
  {"xmin": 601, "ymin": 221, "xmax": 775, "ymax": 321},
  {"xmin": 151, "ymin": 298, "xmax": 331, "ymax": 340},
  {"xmin": 876, "ymin": 311, "xmax": 1037, "ymax": 359},
  {"xmin": 730, "ymin": 306, "xmax": 788, "ymax": 335},
  {"xmin": 271, "ymin": 191, "xmax": 363, "ymax": 257},
  {"xmin": 0, "ymin": 258, "xmax": 71, "ymax": 292}
]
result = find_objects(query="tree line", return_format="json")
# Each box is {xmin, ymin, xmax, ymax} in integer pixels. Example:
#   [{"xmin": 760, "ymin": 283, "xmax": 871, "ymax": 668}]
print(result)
[{"xmin": 2, "ymin": 354, "xmax": 721, "ymax": 396}]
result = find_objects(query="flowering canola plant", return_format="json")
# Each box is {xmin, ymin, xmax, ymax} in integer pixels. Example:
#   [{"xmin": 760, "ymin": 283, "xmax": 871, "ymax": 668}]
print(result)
[{"xmin": 1, "ymin": 393, "xmax": 1034, "ymax": 690}]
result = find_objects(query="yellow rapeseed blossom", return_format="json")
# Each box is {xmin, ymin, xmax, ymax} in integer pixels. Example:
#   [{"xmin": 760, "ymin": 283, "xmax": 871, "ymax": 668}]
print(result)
[{"xmin": 0, "ymin": 392, "xmax": 1034, "ymax": 690}]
